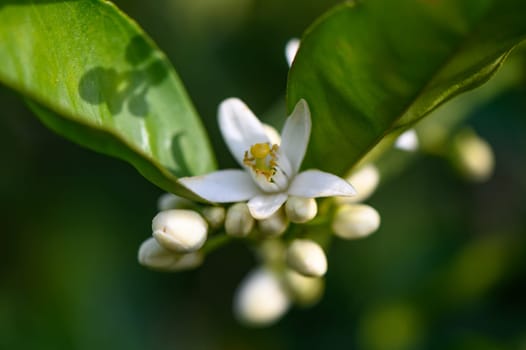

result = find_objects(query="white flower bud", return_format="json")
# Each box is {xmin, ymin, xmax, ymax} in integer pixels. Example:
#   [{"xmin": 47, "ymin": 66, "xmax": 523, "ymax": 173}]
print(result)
[
  {"xmin": 157, "ymin": 193, "xmax": 192, "ymax": 211},
  {"xmin": 285, "ymin": 38, "xmax": 300, "ymax": 67},
  {"xmin": 168, "ymin": 251, "xmax": 204, "ymax": 271},
  {"xmin": 234, "ymin": 267, "xmax": 290, "ymax": 326},
  {"xmin": 152, "ymin": 210, "xmax": 208, "ymax": 253},
  {"xmin": 332, "ymin": 204, "xmax": 380, "ymax": 239},
  {"xmin": 138, "ymin": 238, "xmax": 203, "ymax": 271},
  {"xmin": 452, "ymin": 129, "xmax": 494, "ymax": 182},
  {"xmin": 395, "ymin": 129, "xmax": 419, "ymax": 152},
  {"xmin": 338, "ymin": 164, "xmax": 380, "ymax": 204},
  {"xmin": 286, "ymin": 239, "xmax": 327, "ymax": 277},
  {"xmin": 258, "ymin": 209, "xmax": 289, "ymax": 237},
  {"xmin": 285, "ymin": 196, "xmax": 317, "ymax": 223},
  {"xmin": 284, "ymin": 269, "xmax": 324, "ymax": 307},
  {"xmin": 225, "ymin": 203, "xmax": 254, "ymax": 237},
  {"xmin": 201, "ymin": 206, "xmax": 225, "ymax": 229}
]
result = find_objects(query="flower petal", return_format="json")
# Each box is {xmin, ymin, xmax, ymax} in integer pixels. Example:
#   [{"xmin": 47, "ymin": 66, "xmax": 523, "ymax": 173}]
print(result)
[
  {"xmin": 247, "ymin": 193, "xmax": 288, "ymax": 220},
  {"xmin": 180, "ymin": 170, "xmax": 260, "ymax": 203},
  {"xmin": 251, "ymin": 172, "xmax": 282, "ymax": 193},
  {"xmin": 280, "ymin": 99, "xmax": 311, "ymax": 175},
  {"xmin": 219, "ymin": 98, "xmax": 269, "ymax": 166},
  {"xmin": 263, "ymin": 123, "xmax": 281, "ymax": 145},
  {"xmin": 288, "ymin": 170, "xmax": 356, "ymax": 198}
]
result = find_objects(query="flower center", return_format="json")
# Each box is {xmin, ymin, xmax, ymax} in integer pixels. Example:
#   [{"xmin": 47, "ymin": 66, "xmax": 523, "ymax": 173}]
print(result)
[{"xmin": 243, "ymin": 142, "xmax": 279, "ymax": 182}]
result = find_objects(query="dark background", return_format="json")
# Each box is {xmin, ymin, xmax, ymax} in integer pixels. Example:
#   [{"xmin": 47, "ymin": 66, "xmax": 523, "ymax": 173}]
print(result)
[{"xmin": 1, "ymin": 1, "xmax": 525, "ymax": 349}]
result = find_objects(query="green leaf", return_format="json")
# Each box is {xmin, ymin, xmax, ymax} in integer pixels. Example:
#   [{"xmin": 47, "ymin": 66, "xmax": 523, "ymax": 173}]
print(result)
[
  {"xmin": 287, "ymin": 0, "xmax": 526, "ymax": 176},
  {"xmin": 374, "ymin": 54, "xmax": 525, "ymax": 182},
  {"xmin": 0, "ymin": 0, "xmax": 215, "ymax": 200}
]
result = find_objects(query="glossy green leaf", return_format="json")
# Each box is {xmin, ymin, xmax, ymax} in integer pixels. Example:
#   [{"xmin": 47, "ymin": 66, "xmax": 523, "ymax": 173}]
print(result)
[
  {"xmin": 374, "ymin": 54, "xmax": 524, "ymax": 182},
  {"xmin": 0, "ymin": 0, "xmax": 215, "ymax": 199},
  {"xmin": 287, "ymin": 0, "xmax": 526, "ymax": 175}
]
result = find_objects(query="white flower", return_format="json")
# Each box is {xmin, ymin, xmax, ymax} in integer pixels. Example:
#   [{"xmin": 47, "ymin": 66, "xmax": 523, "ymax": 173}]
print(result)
[{"xmin": 180, "ymin": 98, "xmax": 356, "ymax": 219}]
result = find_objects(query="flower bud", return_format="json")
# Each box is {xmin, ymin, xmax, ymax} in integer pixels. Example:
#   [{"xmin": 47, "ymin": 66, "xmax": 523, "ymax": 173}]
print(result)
[
  {"xmin": 225, "ymin": 203, "xmax": 254, "ymax": 237},
  {"xmin": 285, "ymin": 196, "xmax": 317, "ymax": 223},
  {"xmin": 234, "ymin": 267, "xmax": 290, "ymax": 326},
  {"xmin": 138, "ymin": 238, "xmax": 203, "ymax": 271},
  {"xmin": 157, "ymin": 193, "xmax": 192, "ymax": 211},
  {"xmin": 152, "ymin": 210, "xmax": 208, "ymax": 253},
  {"xmin": 332, "ymin": 204, "xmax": 380, "ymax": 239},
  {"xmin": 338, "ymin": 165, "xmax": 380, "ymax": 204},
  {"xmin": 168, "ymin": 251, "xmax": 204, "ymax": 271},
  {"xmin": 286, "ymin": 239, "xmax": 327, "ymax": 277},
  {"xmin": 451, "ymin": 129, "xmax": 494, "ymax": 182},
  {"xmin": 258, "ymin": 209, "xmax": 289, "ymax": 237},
  {"xmin": 284, "ymin": 269, "xmax": 325, "ymax": 307},
  {"xmin": 395, "ymin": 129, "xmax": 419, "ymax": 152},
  {"xmin": 201, "ymin": 206, "xmax": 225, "ymax": 229},
  {"xmin": 285, "ymin": 38, "xmax": 300, "ymax": 67}
]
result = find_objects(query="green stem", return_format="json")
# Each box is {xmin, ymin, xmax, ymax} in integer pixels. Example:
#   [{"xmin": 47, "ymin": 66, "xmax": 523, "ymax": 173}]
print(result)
[{"xmin": 201, "ymin": 233, "xmax": 233, "ymax": 254}]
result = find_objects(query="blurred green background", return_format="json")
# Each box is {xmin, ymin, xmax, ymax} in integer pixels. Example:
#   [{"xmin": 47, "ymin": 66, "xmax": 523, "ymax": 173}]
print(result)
[{"xmin": 1, "ymin": 1, "xmax": 526, "ymax": 349}]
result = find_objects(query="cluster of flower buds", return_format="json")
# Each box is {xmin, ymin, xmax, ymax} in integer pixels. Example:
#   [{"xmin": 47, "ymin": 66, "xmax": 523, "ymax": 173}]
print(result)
[
  {"xmin": 234, "ymin": 239, "xmax": 326, "ymax": 326},
  {"xmin": 137, "ymin": 188, "xmax": 335, "ymax": 326},
  {"xmin": 134, "ymin": 33, "xmax": 498, "ymax": 327},
  {"xmin": 137, "ymin": 157, "xmax": 385, "ymax": 326},
  {"xmin": 223, "ymin": 195, "xmax": 318, "ymax": 239},
  {"xmin": 231, "ymin": 169, "xmax": 383, "ymax": 327},
  {"xmin": 135, "ymin": 38, "xmax": 391, "ymax": 326}
]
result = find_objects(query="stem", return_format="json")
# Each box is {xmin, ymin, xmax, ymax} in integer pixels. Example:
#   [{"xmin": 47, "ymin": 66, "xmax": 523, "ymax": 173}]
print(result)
[
  {"xmin": 303, "ymin": 215, "xmax": 330, "ymax": 227},
  {"xmin": 201, "ymin": 233, "xmax": 233, "ymax": 254}
]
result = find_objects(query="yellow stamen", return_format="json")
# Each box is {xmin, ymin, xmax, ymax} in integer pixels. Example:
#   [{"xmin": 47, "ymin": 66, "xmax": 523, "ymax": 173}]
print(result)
[
  {"xmin": 250, "ymin": 143, "xmax": 271, "ymax": 159},
  {"xmin": 243, "ymin": 142, "xmax": 279, "ymax": 182}
]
